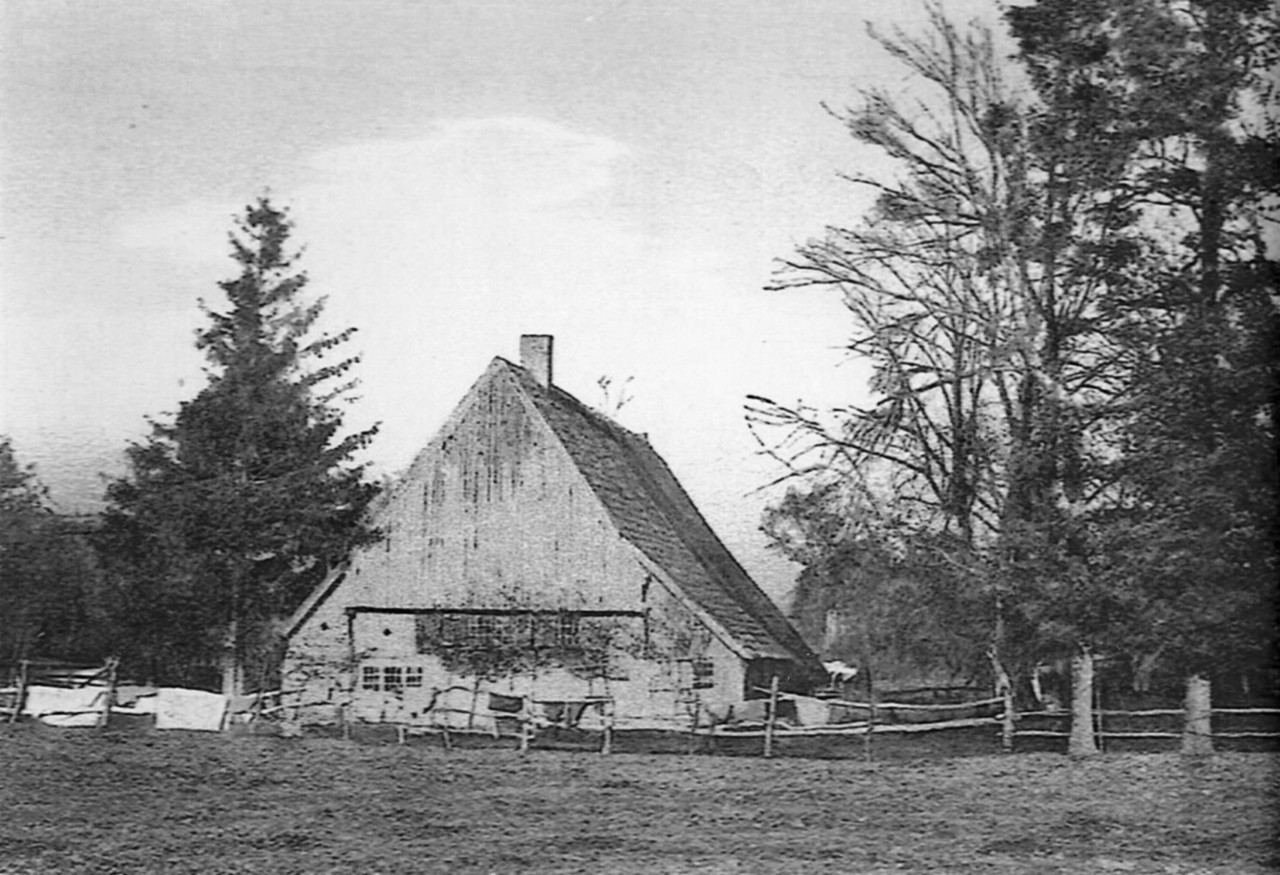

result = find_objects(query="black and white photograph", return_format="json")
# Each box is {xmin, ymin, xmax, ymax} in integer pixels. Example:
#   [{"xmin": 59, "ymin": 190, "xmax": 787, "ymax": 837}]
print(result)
[{"xmin": 1, "ymin": 1, "xmax": 1277, "ymax": 872}]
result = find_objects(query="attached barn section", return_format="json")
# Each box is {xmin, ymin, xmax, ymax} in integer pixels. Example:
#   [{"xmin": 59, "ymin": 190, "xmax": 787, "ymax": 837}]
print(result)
[{"xmin": 283, "ymin": 336, "xmax": 822, "ymax": 732}]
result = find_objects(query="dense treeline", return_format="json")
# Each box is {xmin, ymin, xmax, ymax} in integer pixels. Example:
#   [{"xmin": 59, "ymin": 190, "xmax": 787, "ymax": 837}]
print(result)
[
  {"xmin": 752, "ymin": 0, "xmax": 1277, "ymax": 752},
  {"xmin": 0, "ymin": 439, "xmax": 105, "ymax": 666}
]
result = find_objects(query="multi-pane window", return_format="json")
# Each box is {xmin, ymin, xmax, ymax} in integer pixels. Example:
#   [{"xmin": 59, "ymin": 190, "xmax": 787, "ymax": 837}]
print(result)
[
  {"xmin": 361, "ymin": 665, "xmax": 423, "ymax": 692},
  {"xmin": 473, "ymin": 614, "xmax": 499, "ymax": 642},
  {"xmin": 692, "ymin": 657, "xmax": 715, "ymax": 690},
  {"xmin": 383, "ymin": 666, "xmax": 404, "ymax": 692},
  {"xmin": 417, "ymin": 612, "xmax": 584, "ymax": 651},
  {"xmin": 555, "ymin": 613, "xmax": 580, "ymax": 647}
]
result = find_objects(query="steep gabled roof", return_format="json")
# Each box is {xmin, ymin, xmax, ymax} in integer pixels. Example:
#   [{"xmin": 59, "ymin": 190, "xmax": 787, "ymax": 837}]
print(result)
[{"xmin": 499, "ymin": 358, "xmax": 820, "ymax": 668}]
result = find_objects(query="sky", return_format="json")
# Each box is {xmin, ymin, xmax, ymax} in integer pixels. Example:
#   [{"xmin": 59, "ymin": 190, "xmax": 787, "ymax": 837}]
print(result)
[{"xmin": 1, "ymin": 0, "xmax": 1006, "ymax": 604}]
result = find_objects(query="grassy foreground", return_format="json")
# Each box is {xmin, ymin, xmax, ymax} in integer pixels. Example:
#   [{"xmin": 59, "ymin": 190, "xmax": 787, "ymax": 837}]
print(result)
[{"xmin": 0, "ymin": 726, "xmax": 1276, "ymax": 874}]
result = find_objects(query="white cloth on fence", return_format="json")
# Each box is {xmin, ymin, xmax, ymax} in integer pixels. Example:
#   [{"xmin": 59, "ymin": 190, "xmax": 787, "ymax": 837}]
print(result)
[
  {"xmin": 790, "ymin": 695, "xmax": 831, "ymax": 727},
  {"xmin": 112, "ymin": 684, "xmax": 156, "ymax": 707},
  {"xmin": 422, "ymin": 686, "xmax": 496, "ymax": 733},
  {"xmin": 22, "ymin": 685, "xmax": 106, "ymax": 727},
  {"xmin": 123, "ymin": 693, "xmax": 159, "ymax": 715},
  {"xmin": 155, "ymin": 688, "xmax": 228, "ymax": 731},
  {"xmin": 733, "ymin": 699, "xmax": 770, "ymax": 724}
]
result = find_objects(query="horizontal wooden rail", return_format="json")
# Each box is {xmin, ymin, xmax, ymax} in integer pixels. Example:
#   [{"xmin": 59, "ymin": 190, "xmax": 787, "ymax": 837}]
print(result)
[
  {"xmin": 711, "ymin": 716, "xmax": 999, "ymax": 738},
  {"xmin": 1036, "ymin": 708, "xmax": 1279, "ymax": 718},
  {"xmin": 1211, "ymin": 731, "xmax": 1280, "ymax": 739},
  {"xmin": 1014, "ymin": 729, "xmax": 1280, "ymax": 740},
  {"xmin": 787, "ymin": 693, "xmax": 1005, "ymax": 712},
  {"xmin": 1209, "ymin": 708, "xmax": 1280, "ymax": 715}
]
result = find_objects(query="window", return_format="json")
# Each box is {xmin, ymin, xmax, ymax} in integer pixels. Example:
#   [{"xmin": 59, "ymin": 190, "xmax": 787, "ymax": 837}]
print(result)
[
  {"xmin": 383, "ymin": 666, "xmax": 404, "ymax": 692},
  {"xmin": 441, "ymin": 615, "xmax": 467, "ymax": 646},
  {"xmin": 362, "ymin": 665, "xmax": 423, "ymax": 692},
  {"xmin": 555, "ymin": 613, "xmax": 580, "ymax": 647},
  {"xmin": 417, "ymin": 611, "xmax": 593, "ymax": 650},
  {"xmin": 509, "ymin": 615, "xmax": 530, "ymax": 645},
  {"xmin": 474, "ymin": 614, "xmax": 499, "ymax": 641},
  {"xmin": 692, "ymin": 658, "xmax": 715, "ymax": 690}
]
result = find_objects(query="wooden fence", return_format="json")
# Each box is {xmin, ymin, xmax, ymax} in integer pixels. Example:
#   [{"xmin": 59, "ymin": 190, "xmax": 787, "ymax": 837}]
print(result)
[
  {"xmin": 349, "ymin": 682, "xmax": 1279, "ymax": 759},
  {"xmin": 314, "ymin": 682, "xmax": 1012, "ymax": 760},
  {"xmin": 1, "ymin": 659, "xmax": 119, "ymax": 727},
  {"xmin": 1, "ymin": 660, "xmax": 304, "ymax": 732},
  {"xmin": 1014, "ymin": 707, "xmax": 1280, "ymax": 752},
  {"xmin": 6, "ymin": 665, "xmax": 1278, "ymax": 758}
]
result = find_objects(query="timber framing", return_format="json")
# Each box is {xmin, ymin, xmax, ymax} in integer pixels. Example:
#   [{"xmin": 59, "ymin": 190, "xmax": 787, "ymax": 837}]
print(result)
[{"xmin": 344, "ymin": 606, "xmax": 647, "ymax": 618}]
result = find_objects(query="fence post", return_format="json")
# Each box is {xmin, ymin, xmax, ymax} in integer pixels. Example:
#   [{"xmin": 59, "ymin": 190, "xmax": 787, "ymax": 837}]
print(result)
[
  {"xmin": 99, "ymin": 657, "xmax": 119, "ymax": 731},
  {"xmin": 467, "ymin": 679, "xmax": 480, "ymax": 732},
  {"xmin": 863, "ymin": 667, "xmax": 876, "ymax": 764},
  {"xmin": 11, "ymin": 659, "xmax": 29, "ymax": 724},
  {"xmin": 601, "ymin": 699, "xmax": 614, "ymax": 755},
  {"xmin": 1001, "ymin": 682, "xmax": 1015, "ymax": 753},
  {"xmin": 764, "ymin": 675, "xmax": 779, "ymax": 759},
  {"xmin": 518, "ymin": 696, "xmax": 531, "ymax": 754},
  {"xmin": 1094, "ymin": 669, "xmax": 1104, "ymax": 754},
  {"xmin": 687, "ymin": 695, "xmax": 699, "ymax": 755}
]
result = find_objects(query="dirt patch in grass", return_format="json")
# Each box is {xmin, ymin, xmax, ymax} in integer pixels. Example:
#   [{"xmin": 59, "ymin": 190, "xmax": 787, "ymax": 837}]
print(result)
[{"xmin": 0, "ymin": 725, "xmax": 1276, "ymax": 874}]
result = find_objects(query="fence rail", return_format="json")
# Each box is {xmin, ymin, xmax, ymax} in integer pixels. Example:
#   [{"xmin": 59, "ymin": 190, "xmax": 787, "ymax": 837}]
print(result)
[
  {"xmin": 1012, "ymin": 706, "xmax": 1280, "ymax": 750},
  {"xmin": 5, "ymin": 664, "xmax": 1278, "ymax": 758}
]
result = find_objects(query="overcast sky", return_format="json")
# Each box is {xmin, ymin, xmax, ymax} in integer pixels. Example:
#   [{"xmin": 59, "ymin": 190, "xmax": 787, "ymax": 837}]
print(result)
[{"xmin": 1, "ymin": 0, "xmax": 1005, "ymax": 602}]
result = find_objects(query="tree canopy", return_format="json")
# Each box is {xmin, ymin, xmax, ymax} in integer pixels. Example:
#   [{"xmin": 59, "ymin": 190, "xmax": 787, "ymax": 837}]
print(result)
[
  {"xmin": 96, "ymin": 198, "xmax": 381, "ymax": 690},
  {"xmin": 0, "ymin": 438, "xmax": 102, "ymax": 665},
  {"xmin": 753, "ymin": 1, "xmax": 1278, "ymax": 713},
  {"xmin": 1008, "ymin": 0, "xmax": 1279, "ymax": 690}
]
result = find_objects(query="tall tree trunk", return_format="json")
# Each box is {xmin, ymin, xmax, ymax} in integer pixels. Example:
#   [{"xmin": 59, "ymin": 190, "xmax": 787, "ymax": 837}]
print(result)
[
  {"xmin": 220, "ymin": 618, "xmax": 240, "ymax": 699},
  {"xmin": 1182, "ymin": 672, "xmax": 1213, "ymax": 757},
  {"xmin": 987, "ymin": 646, "xmax": 1015, "ymax": 752},
  {"xmin": 1068, "ymin": 645, "xmax": 1098, "ymax": 757}
]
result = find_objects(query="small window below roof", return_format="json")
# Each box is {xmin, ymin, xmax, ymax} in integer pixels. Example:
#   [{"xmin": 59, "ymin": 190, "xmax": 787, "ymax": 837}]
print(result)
[{"xmin": 692, "ymin": 657, "xmax": 715, "ymax": 690}]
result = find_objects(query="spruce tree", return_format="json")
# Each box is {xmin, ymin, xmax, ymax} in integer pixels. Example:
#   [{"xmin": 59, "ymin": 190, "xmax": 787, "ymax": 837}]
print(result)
[{"xmin": 98, "ymin": 198, "xmax": 381, "ymax": 693}]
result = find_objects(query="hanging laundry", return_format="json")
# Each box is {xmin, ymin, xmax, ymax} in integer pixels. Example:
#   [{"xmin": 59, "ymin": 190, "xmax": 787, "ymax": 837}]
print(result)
[
  {"xmin": 790, "ymin": 695, "xmax": 831, "ymax": 727},
  {"xmin": 733, "ymin": 699, "xmax": 770, "ymax": 724},
  {"xmin": 155, "ymin": 688, "xmax": 228, "ymax": 731},
  {"xmin": 22, "ymin": 685, "xmax": 106, "ymax": 727},
  {"xmin": 488, "ymin": 692, "xmax": 523, "ymax": 714}
]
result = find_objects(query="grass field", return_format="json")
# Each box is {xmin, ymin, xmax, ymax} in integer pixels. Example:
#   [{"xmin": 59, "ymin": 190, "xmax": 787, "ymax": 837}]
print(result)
[{"xmin": 1, "ymin": 726, "xmax": 1276, "ymax": 874}]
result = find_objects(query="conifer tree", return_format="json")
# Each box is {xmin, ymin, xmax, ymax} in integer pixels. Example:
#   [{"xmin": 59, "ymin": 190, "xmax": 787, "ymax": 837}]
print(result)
[{"xmin": 98, "ymin": 198, "xmax": 381, "ymax": 692}]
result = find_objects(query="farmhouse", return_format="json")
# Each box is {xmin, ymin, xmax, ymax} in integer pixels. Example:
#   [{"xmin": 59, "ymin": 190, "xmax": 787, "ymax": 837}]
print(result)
[{"xmin": 283, "ymin": 336, "xmax": 822, "ymax": 731}]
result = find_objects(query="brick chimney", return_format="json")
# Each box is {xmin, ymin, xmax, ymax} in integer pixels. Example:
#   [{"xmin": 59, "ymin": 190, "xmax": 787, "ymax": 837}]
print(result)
[{"xmin": 519, "ymin": 334, "xmax": 554, "ymax": 387}]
